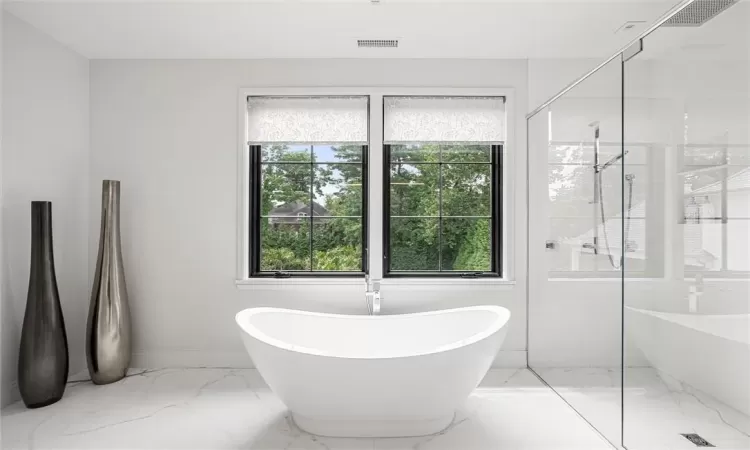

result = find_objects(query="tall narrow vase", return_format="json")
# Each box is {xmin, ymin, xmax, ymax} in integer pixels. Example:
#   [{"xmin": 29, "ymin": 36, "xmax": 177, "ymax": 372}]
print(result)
[
  {"xmin": 86, "ymin": 180, "xmax": 131, "ymax": 384},
  {"xmin": 18, "ymin": 201, "xmax": 69, "ymax": 408}
]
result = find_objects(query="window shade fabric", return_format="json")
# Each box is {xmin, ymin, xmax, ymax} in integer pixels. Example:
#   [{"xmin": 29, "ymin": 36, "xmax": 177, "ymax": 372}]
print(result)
[
  {"xmin": 383, "ymin": 96, "xmax": 506, "ymax": 144},
  {"xmin": 247, "ymin": 96, "xmax": 369, "ymax": 144}
]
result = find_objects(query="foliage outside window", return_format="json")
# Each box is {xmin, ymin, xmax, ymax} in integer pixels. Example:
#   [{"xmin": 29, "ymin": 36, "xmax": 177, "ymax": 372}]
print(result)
[
  {"xmin": 253, "ymin": 144, "xmax": 366, "ymax": 274},
  {"xmin": 385, "ymin": 144, "xmax": 501, "ymax": 275}
]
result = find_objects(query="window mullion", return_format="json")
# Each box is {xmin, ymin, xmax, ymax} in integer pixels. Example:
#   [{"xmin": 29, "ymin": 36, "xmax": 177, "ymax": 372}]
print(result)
[
  {"xmin": 309, "ymin": 145, "xmax": 314, "ymax": 272},
  {"xmin": 438, "ymin": 148, "xmax": 444, "ymax": 272}
]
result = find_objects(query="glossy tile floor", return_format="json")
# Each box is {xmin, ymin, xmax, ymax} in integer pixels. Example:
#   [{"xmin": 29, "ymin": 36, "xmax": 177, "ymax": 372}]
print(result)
[
  {"xmin": 536, "ymin": 368, "xmax": 750, "ymax": 450},
  {"xmin": 1, "ymin": 368, "xmax": 612, "ymax": 450}
]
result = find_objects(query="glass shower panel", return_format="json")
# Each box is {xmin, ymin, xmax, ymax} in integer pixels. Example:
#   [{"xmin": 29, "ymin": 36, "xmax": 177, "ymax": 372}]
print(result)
[
  {"xmin": 527, "ymin": 57, "xmax": 624, "ymax": 448},
  {"xmin": 623, "ymin": 2, "xmax": 750, "ymax": 449}
]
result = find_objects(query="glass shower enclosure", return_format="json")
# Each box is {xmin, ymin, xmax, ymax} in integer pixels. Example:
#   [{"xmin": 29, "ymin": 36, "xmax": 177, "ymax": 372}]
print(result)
[{"xmin": 527, "ymin": 0, "xmax": 750, "ymax": 448}]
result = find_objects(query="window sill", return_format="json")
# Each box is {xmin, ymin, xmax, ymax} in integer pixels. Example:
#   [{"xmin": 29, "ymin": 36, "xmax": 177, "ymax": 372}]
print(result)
[
  {"xmin": 235, "ymin": 278, "xmax": 516, "ymax": 289},
  {"xmin": 380, "ymin": 278, "xmax": 516, "ymax": 287},
  {"xmin": 236, "ymin": 278, "xmax": 365, "ymax": 289}
]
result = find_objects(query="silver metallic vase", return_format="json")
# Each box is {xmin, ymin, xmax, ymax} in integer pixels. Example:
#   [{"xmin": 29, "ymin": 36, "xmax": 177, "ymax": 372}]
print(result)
[
  {"xmin": 86, "ymin": 180, "xmax": 131, "ymax": 385},
  {"xmin": 18, "ymin": 201, "xmax": 69, "ymax": 408}
]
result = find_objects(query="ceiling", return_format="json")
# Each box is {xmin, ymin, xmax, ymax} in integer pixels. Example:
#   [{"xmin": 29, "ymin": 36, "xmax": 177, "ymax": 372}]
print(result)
[
  {"xmin": 639, "ymin": 1, "xmax": 749, "ymax": 62},
  {"xmin": 4, "ymin": 0, "xmax": 682, "ymax": 59}
]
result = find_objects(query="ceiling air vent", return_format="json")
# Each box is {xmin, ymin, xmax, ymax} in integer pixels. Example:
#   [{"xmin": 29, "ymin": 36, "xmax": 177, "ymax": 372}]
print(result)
[
  {"xmin": 358, "ymin": 39, "xmax": 398, "ymax": 48},
  {"xmin": 663, "ymin": 0, "xmax": 739, "ymax": 27}
]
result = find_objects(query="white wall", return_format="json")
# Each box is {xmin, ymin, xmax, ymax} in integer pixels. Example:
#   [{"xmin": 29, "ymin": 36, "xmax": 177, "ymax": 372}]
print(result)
[
  {"xmin": 528, "ymin": 58, "xmax": 603, "ymax": 113},
  {"xmin": 89, "ymin": 59, "xmax": 528, "ymax": 368},
  {"xmin": 1, "ymin": 13, "xmax": 90, "ymax": 406}
]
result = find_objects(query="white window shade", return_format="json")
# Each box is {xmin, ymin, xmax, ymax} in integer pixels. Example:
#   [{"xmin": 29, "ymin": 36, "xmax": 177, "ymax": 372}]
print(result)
[
  {"xmin": 247, "ymin": 96, "xmax": 369, "ymax": 144},
  {"xmin": 383, "ymin": 96, "xmax": 506, "ymax": 144}
]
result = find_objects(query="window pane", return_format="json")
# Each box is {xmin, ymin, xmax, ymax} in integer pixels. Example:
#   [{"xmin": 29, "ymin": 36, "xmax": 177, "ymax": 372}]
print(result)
[
  {"xmin": 261, "ymin": 144, "xmax": 311, "ymax": 162},
  {"xmin": 260, "ymin": 218, "xmax": 311, "ymax": 271},
  {"xmin": 261, "ymin": 164, "xmax": 312, "ymax": 216},
  {"xmin": 441, "ymin": 218, "xmax": 491, "ymax": 271},
  {"xmin": 727, "ymin": 220, "xmax": 750, "ymax": 271},
  {"xmin": 387, "ymin": 143, "xmax": 497, "ymax": 274},
  {"xmin": 314, "ymin": 164, "xmax": 362, "ymax": 217},
  {"xmin": 441, "ymin": 145, "xmax": 491, "ymax": 163},
  {"xmin": 313, "ymin": 144, "xmax": 362, "ymax": 163},
  {"xmin": 256, "ymin": 144, "xmax": 366, "ymax": 274},
  {"xmin": 389, "ymin": 218, "xmax": 439, "ymax": 271},
  {"xmin": 390, "ymin": 164, "xmax": 439, "ymax": 216},
  {"xmin": 390, "ymin": 144, "xmax": 439, "ymax": 163},
  {"xmin": 312, "ymin": 218, "xmax": 362, "ymax": 271},
  {"xmin": 261, "ymin": 164, "xmax": 311, "ymax": 216},
  {"xmin": 442, "ymin": 163, "xmax": 491, "ymax": 217}
]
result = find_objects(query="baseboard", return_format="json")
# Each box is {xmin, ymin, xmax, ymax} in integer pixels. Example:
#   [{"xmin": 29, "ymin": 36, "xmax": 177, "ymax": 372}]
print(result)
[
  {"xmin": 131, "ymin": 350, "xmax": 253, "ymax": 368},
  {"xmin": 492, "ymin": 350, "xmax": 527, "ymax": 368},
  {"xmin": 1, "ymin": 380, "xmax": 21, "ymax": 408},
  {"xmin": 132, "ymin": 349, "xmax": 527, "ymax": 370}
]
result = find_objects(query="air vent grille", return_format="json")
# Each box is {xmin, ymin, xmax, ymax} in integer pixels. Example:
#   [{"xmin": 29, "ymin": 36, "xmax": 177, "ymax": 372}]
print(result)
[
  {"xmin": 358, "ymin": 39, "xmax": 398, "ymax": 48},
  {"xmin": 663, "ymin": 0, "xmax": 739, "ymax": 27}
]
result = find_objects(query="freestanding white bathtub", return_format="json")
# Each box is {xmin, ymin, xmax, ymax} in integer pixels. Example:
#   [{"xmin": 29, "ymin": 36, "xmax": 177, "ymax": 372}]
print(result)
[
  {"xmin": 626, "ymin": 306, "xmax": 750, "ymax": 416},
  {"xmin": 235, "ymin": 306, "xmax": 510, "ymax": 438}
]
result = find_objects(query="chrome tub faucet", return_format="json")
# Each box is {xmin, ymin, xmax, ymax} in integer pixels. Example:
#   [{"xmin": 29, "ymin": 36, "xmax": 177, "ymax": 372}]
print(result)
[{"xmin": 365, "ymin": 274, "xmax": 382, "ymax": 315}]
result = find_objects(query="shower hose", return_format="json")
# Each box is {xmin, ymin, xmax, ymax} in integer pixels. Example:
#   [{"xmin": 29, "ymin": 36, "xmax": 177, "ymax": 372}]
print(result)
[{"xmin": 598, "ymin": 173, "xmax": 634, "ymax": 270}]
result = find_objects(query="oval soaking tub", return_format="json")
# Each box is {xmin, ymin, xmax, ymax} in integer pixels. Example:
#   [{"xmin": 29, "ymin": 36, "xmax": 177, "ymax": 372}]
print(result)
[
  {"xmin": 626, "ymin": 306, "xmax": 750, "ymax": 416},
  {"xmin": 235, "ymin": 306, "xmax": 510, "ymax": 438}
]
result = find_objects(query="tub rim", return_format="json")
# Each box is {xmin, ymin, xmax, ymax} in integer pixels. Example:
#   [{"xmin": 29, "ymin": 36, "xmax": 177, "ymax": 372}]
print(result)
[
  {"xmin": 235, "ymin": 305, "xmax": 510, "ymax": 360},
  {"xmin": 626, "ymin": 306, "xmax": 750, "ymax": 345}
]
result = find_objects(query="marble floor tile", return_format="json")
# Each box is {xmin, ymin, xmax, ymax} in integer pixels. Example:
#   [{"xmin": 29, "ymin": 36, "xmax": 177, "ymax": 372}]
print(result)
[
  {"xmin": 534, "ymin": 367, "xmax": 750, "ymax": 450},
  {"xmin": 1, "ymin": 368, "xmax": 612, "ymax": 450}
]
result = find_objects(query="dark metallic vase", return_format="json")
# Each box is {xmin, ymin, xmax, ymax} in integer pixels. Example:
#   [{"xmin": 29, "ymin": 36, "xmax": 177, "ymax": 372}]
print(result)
[
  {"xmin": 86, "ymin": 180, "xmax": 131, "ymax": 385},
  {"xmin": 18, "ymin": 201, "xmax": 69, "ymax": 408}
]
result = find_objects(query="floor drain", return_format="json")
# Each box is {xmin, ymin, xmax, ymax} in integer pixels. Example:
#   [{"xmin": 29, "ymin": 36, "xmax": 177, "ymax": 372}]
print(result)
[{"xmin": 681, "ymin": 433, "xmax": 715, "ymax": 447}]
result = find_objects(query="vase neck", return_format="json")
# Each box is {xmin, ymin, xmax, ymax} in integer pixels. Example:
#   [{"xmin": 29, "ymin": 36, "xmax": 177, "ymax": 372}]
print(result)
[
  {"xmin": 30, "ymin": 202, "xmax": 54, "ymax": 267},
  {"xmin": 100, "ymin": 182, "xmax": 121, "ymax": 242}
]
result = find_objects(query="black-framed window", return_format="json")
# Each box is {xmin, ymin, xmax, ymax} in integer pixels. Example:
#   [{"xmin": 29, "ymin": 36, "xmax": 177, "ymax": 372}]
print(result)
[
  {"xmin": 383, "ymin": 144, "xmax": 503, "ymax": 277},
  {"xmin": 249, "ymin": 144, "xmax": 368, "ymax": 277}
]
